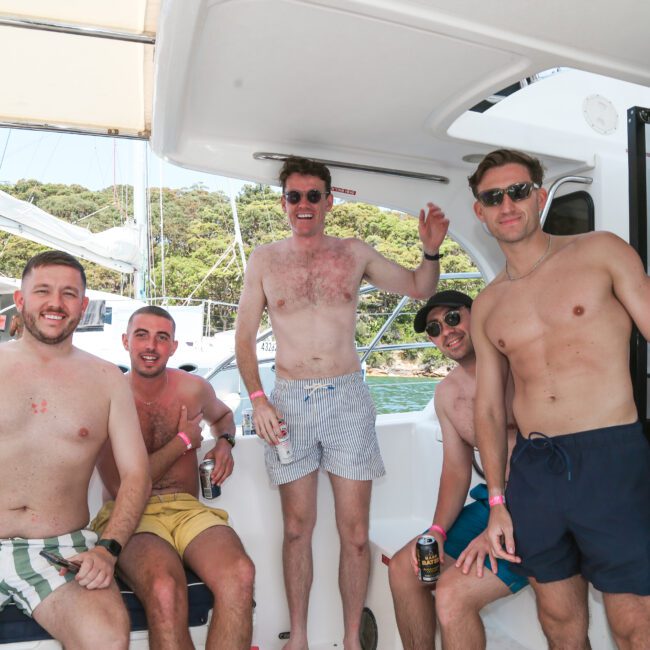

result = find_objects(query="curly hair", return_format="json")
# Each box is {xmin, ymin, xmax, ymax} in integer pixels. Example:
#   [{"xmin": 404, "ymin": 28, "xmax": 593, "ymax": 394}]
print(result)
[{"xmin": 279, "ymin": 156, "xmax": 332, "ymax": 193}]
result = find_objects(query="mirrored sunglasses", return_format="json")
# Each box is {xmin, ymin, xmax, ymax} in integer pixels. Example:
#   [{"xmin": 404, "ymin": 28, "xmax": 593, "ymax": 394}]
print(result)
[
  {"xmin": 425, "ymin": 310, "xmax": 461, "ymax": 338},
  {"xmin": 477, "ymin": 182, "xmax": 539, "ymax": 207},
  {"xmin": 283, "ymin": 189, "xmax": 330, "ymax": 205}
]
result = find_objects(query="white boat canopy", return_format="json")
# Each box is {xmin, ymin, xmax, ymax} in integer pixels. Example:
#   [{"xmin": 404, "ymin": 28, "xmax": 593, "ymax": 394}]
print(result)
[
  {"xmin": 151, "ymin": 0, "xmax": 650, "ymax": 184},
  {"xmin": 0, "ymin": 189, "xmax": 141, "ymax": 273},
  {"xmin": 0, "ymin": 0, "xmax": 158, "ymax": 139}
]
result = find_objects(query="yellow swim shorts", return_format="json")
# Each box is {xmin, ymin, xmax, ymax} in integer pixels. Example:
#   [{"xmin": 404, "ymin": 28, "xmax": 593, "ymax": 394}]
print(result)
[{"xmin": 91, "ymin": 492, "xmax": 230, "ymax": 558}]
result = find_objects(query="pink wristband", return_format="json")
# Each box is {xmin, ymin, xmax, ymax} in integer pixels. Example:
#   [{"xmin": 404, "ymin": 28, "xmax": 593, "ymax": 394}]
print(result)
[
  {"xmin": 488, "ymin": 494, "xmax": 506, "ymax": 507},
  {"xmin": 177, "ymin": 431, "xmax": 192, "ymax": 451},
  {"xmin": 428, "ymin": 524, "xmax": 447, "ymax": 541},
  {"xmin": 249, "ymin": 390, "xmax": 266, "ymax": 401}
]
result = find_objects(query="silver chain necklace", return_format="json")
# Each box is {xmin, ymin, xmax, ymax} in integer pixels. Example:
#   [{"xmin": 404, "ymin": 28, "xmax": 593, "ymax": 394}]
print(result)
[{"xmin": 506, "ymin": 234, "xmax": 552, "ymax": 281}]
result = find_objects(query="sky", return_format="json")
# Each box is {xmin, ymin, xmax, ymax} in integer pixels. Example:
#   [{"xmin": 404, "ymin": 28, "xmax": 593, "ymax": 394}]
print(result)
[{"xmin": 0, "ymin": 127, "xmax": 252, "ymax": 195}]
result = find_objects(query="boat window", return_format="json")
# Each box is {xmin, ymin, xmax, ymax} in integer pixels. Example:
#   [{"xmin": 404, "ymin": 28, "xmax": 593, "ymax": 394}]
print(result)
[{"xmin": 543, "ymin": 191, "xmax": 594, "ymax": 235}]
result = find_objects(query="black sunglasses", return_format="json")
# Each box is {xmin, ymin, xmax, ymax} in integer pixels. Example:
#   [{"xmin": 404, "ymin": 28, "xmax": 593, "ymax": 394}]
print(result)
[
  {"xmin": 425, "ymin": 310, "xmax": 461, "ymax": 338},
  {"xmin": 477, "ymin": 182, "xmax": 539, "ymax": 207},
  {"xmin": 283, "ymin": 189, "xmax": 330, "ymax": 205}
]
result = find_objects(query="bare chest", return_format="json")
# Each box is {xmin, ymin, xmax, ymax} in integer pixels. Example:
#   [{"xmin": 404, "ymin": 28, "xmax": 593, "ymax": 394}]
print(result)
[
  {"xmin": 449, "ymin": 393, "xmax": 476, "ymax": 446},
  {"xmin": 484, "ymin": 264, "xmax": 620, "ymax": 357},
  {"xmin": 0, "ymin": 368, "xmax": 110, "ymax": 447},
  {"xmin": 138, "ymin": 399, "xmax": 184, "ymax": 452},
  {"xmin": 264, "ymin": 245, "xmax": 362, "ymax": 312}
]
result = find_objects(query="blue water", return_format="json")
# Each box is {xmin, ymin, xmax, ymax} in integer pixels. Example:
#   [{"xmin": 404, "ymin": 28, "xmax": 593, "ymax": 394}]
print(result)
[{"xmin": 366, "ymin": 375, "xmax": 439, "ymax": 414}]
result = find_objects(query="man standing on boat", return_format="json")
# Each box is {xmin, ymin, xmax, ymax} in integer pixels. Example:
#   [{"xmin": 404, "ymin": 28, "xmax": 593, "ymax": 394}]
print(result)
[
  {"xmin": 471, "ymin": 149, "xmax": 650, "ymax": 648},
  {"xmin": 0, "ymin": 250, "xmax": 150, "ymax": 648},
  {"xmin": 389, "ymin": 290, "xmax": 525, "ymax": 649},
  {"xmin": 235, "ymin": 155, "xmax": 449, "ymax": 649},
  {"xmin": 94, "ymin": 306, "xmax": 255, "ymax": 650}
]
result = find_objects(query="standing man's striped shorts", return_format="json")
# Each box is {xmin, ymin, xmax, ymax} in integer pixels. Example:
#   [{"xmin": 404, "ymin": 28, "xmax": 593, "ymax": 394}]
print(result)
[{"xmin": 266, "ymin": 372, "xmax": 386, "ymax": 485}]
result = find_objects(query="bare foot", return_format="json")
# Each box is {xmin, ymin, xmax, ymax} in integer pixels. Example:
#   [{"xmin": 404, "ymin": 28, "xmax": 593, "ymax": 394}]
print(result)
[
  {"xmin": 343, "ymin": 634, "xmax": 362, "ymax": 650},
  {"xmin": 282, "ymin": 637, "xmax": 308, "ymax": 650}
]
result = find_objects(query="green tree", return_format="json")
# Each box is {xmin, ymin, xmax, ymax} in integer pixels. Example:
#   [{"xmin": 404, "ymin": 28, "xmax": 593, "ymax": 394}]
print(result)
[{"xmin": 0, "ymin": 180, "xmax": 484, "ymax": 371}]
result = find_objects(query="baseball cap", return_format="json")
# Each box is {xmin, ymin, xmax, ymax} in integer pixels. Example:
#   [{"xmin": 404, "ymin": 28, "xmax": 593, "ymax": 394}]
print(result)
[{"xmin": 413, "ymin": 290, "xmax": 473, "ymax": 333}]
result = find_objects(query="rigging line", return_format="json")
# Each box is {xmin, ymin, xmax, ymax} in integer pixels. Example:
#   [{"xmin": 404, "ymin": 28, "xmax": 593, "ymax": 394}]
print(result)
[
  {"xmin": 222, "ymin": 248, "xmax": 237, "ymax": 272},
  {"xmin": 145, "ymin": 145, "xmax": 156, "ymax": 300},
  {"xmin": 0, "ymin": 129, "xmax": 12, "ymax": 172},
  {"xmin": 159, "ymin": 158, "xmax": 165, "ymax": 297},
  {"xmin": 24, "ymin": 133, "xmax": 45, "ymax": 179},
  {"xmin": 39, "ymin": 133, "xmax": 62, "ymax": 181},
  {"xmin": 183, "ymin": 242, "xmax": 236, "ymax": 305},
  {"xmin": 113, "ymin": 140, "xmax": 119, "ymax": 214},
  {"xmin": 229, "ymin": 177, "xmax": 247, "ymax": 272},
  {"xmin": 74, "ymin": 204, "xmax": 113, "ymax": 223},
  {"xmin": 0, "ymin": 234, "xmax": 12, "ymax": 259},
  {"xmin": 261, "ymin": 182, "xmax": 275, "ymax": 234}
]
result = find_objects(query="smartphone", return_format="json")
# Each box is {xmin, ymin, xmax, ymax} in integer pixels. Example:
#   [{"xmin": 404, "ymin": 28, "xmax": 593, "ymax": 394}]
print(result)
[{"xmin": 39, "ymin": 549, "xmax": 81, "ymax": 574}]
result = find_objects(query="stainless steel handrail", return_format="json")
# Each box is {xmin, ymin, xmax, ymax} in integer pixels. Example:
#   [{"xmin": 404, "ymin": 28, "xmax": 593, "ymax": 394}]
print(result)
[
  {"xmin": 0, "ymin": 15, "xmax": 156, "ymax": 44},
  {"xmin": 359, "ymin": 295, "xmax": 410, "ymax": 364},
  {"xmin": 253, "ymin": 152, "xmax": 449, "ymax": 184},
  {"xmin": 540, "ymin": 175, "xmax": 593, "ymax": 227}
]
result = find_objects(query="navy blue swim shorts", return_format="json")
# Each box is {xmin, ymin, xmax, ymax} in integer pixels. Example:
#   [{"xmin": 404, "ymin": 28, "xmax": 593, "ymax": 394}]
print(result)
[
  {"xmin": 506, "ymin": 421, "xmax": 650, "ymax": 595},
  {"xmin": 444, "ymin": 483, "xmax": 528, "ymax": 593}
]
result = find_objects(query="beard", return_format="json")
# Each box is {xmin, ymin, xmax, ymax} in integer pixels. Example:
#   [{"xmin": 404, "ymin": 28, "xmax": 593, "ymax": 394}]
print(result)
[
  {"xmin": 131, "ymin": 362, "xmax": 166, "ymax": 379},
  {"xmin": 22, "ymin": 310, "xmax": 81, "ymax": 345}
]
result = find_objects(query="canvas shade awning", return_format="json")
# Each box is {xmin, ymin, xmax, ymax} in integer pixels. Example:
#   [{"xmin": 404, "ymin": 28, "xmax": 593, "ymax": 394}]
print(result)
[{"xmin": 0, "ymin": 0, "xmax": 158, "ymax": 138}]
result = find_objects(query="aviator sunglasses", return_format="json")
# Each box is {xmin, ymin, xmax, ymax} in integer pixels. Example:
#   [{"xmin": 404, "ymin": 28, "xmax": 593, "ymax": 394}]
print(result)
[
  {"xmin": 425, "ymin": 310, "xmax": 461, "ymax": 338},
  {"xmin": 477, "ymin": 181, "xmax": 539, "ymax": 207},
  {"xmin": 283, "ymin": 189, "xmax": 330, "ymax": 205}
]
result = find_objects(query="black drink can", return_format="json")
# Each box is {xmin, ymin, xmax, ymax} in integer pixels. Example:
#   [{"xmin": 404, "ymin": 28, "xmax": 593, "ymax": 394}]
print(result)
[
  {"xmin": 416, "ymin": 535, "xmax": 440, "ymax": 583},
  {"xmin": 199, "ymin": 459, "xmax": 221, "ymax": 499}
]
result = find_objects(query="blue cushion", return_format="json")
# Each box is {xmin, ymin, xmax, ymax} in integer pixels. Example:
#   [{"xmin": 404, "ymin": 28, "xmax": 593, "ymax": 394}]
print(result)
[{"xmin": 0, "ymin": 569, "xmax": 213, "ymax": 643}]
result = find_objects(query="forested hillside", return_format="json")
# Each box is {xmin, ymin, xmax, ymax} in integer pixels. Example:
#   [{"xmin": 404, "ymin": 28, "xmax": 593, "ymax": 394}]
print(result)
[{"xmin": 0, "ymin": 180, "xmax": 484, "ymax": 370}]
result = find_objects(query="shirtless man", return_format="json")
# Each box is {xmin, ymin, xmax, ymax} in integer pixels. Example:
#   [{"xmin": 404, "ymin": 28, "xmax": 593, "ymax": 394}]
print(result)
[
  {"xmin": 95, "ymin": 306, "xmax": 255, "ymax": 650},
  {"xmin": 0, "ymin": 251, "xmax": 150, "ymax": 649},
  {"xmin": 389, "ymin": 290, "xmax": 525, "ymax": 649},
  {"xmin": 235, "ymin": 156, "xmax": 449, "ymax": 649},
  {"xmin": 471, "ymin": 149, "xmax": 650, "ymax": 648}
]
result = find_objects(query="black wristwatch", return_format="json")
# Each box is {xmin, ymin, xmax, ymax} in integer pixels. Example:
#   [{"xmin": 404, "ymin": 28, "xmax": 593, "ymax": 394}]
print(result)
[
  {"xmin": 219, "ymin": 433, "xmax": 236, "ymax": 448},
  {"xmin": 423, "ymin": 251, "xmax": 444, "ymax": 261},
  {"xmin": 97, "ymin": 538, "xmax": 122, "ymax": 558}
]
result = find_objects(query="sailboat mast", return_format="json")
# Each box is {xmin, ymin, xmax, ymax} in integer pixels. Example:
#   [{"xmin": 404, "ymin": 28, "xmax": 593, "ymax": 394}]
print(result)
[
  {"xmin": 229, "ymin": 178, "xmax": 247, "ymax": 272},
  {"xmin": 133, "ymin": 140, "xmax": 149, "ymax": 299}
]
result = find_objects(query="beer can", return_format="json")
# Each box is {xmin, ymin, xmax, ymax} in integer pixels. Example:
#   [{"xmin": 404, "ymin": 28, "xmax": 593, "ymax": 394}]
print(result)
[
  {"xmin": 276, "ymin": 420, "xmax": 293, "ymax": 465},
  {"xmin": 416, "ymin": 535, "xmax": 440, "ymax": 583},
  {"xmin": 199, "ymin": 459, "xmax": 221, "ymax": 499},
  {"xmin": 242, "ymin": 408, "xmax": 255, "ymax": 436}
]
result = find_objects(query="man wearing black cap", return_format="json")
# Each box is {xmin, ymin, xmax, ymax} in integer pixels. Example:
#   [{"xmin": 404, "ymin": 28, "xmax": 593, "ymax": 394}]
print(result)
[{"xmin": 389, "ymin": 290, "xmax": 524, "ymax": 650}]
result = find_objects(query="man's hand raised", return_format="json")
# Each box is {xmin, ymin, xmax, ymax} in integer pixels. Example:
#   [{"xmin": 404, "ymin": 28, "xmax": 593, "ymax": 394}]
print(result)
[
  {"xmin": 177, "ymin": 404, "xmax": 204, "ymax": 450},
  {"xmin": 419, "ymin": 203, "xmax": 449, "ymax": 256}
]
